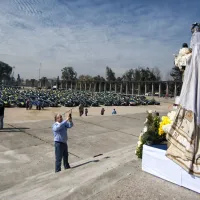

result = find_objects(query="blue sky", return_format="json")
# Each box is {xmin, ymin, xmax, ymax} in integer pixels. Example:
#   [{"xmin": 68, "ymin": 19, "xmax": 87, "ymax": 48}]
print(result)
[{"xmin": 0, "ymin": 0, "xmax": 199, "ymax": 79}]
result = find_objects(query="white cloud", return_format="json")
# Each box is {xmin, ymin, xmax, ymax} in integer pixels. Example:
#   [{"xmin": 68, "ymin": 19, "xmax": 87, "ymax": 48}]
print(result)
[{"xmin": 0, "ymin": 0, "xmax": 196, "ymax": 79}]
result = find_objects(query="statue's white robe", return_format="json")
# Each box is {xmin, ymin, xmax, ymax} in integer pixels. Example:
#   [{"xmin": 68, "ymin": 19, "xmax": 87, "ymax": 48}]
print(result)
[
  {"xmin": 179, "ymin": 32, "xmax": 200, "ymax": 125},
  {"xmin": 166, "ymin": 32, "xmax": 200, "ymax": 177}
]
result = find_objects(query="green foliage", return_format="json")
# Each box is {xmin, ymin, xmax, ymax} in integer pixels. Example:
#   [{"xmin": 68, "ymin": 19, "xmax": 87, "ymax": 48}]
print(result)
[
  {"xmin": 135, "ymin": 113, "xmax": 166, "ymax": 159},
  {"xmin": 56, "ymin": 76, "xmax": 61, "ymax": 89},
  {"xmin": 61, "ymin": 67, "xmax": 77, "ymax": 81},
  {"xmin": 30, "ymin": 79, "xmax": 36, "ymax": 87},
  {"xmin": 170, "ymin": 67, "xmax": 182, "ymax": 82},
  {"xmin": 41, "ymin": 77, "xmax": 48, "ymax": 88},
  {"xmin": 135, "ymin": 143, "xmax": 143, "ymax": 159},
  {"xmin": 79, "ymin": 75, "xmax": 94, "ymax": 82},
  {"xmin": 17, "ymin": 74, "xmax": 21, "ymax": 85},
  {"xmin": 93, "ymin": 75, "xmax": 105, "ymax": 82},
  {"xmin": 106, "ymin": 66, "xmax": 116, "ymax": 82},
  {"xmin": 0, "ymin": 61, "xmax": 12, "ymax": 81},
  {"xmin": 122, "ymin": 69, "xmax": 134, "ymax": 81},
  {"xmin": 123, "ymin": 67, "xmax": 161, "ymax": 82}
]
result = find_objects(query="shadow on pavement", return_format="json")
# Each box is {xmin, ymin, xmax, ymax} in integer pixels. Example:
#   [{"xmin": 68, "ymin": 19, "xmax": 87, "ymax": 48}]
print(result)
[{"xmin": 72, "ymin": 160, "xmax": 99, "ymax": 169}]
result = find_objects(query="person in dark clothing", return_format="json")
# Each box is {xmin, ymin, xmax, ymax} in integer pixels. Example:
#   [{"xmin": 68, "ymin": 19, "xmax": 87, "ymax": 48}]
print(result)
[
  {"xmin": 85, "ymin": 108, "xmax": 88, "ymax": 116},
  {"xmin": 26, "ymin": 99, "xmax": 30, "ymax": 110},
  {"xmin": 79, "ymin": 104, "xmax": 84, "ymax": 116},
  {"xmin": 101, "ymin": 108, "xmax": 105, "ymax": 115},
  {"xmin": 36, "ymin": 99, "xmax": 41, "ymax": 110},
  {"xmin": 0, "ymin": 103, "xmax": 5, "ymax": 129},
  {"xmin": 29, "ymin": 101, "xmax": 32, "ymax": 110}
]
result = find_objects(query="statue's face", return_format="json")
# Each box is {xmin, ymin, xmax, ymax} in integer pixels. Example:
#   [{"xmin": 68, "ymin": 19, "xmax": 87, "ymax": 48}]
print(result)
[{"xmin": 191, "ymin": 25, "xmax": 200, "ymax": 34}]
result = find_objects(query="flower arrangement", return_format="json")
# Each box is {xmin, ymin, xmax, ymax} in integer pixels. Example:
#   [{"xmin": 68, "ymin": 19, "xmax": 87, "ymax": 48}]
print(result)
[
  {"xmin": 135, "ymin": 111, "xmax": 162, "ymax": 158},
  {"xmin": 135, "ymin": 110, "xmax": 177, "ymax": 159}
]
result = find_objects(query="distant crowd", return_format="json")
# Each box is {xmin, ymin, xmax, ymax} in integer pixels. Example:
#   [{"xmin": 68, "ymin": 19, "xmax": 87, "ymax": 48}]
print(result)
[{"xmin": 78, "ymin": 104, "xmax": 117, "ymax": 116}]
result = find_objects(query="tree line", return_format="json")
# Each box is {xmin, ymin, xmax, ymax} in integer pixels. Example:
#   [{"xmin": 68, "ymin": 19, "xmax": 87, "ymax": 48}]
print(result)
[
  {"xmin": 61, "ymin": 66, "xmax": 162, "ymax": 82},
  {"xmin": 0, "ymin": 60, "xmax": 182, "ymax": 91}
]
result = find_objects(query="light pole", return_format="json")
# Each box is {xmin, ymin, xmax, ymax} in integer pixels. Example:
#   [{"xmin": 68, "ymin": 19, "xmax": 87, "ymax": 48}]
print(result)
[
  {"xmin": 38, "ymin": 63, "xmax": 42, "ymax": 87},
  {"xmin": 38, "ymin": 63, "xmax": 41, "ymax": 80}
]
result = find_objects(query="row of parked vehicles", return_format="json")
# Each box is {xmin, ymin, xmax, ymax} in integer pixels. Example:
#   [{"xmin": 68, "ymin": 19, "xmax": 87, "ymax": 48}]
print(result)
[{"xmin": 0, "ymin": 88, "xmax": 160, "ymax": 108}]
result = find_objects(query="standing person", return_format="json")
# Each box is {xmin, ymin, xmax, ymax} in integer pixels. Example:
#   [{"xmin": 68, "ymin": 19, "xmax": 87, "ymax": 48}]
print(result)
[
  {"xmin": 112, "ymin": 108, "xmax": 117, "ymax": 115},
  {"xmin": 41, "ymin": 100, "xmax": 44, "ymax": 110},
  {"xmin": 79, "ymin": 104, "xmax": 84, "ymax": 116},
  {"xmin": 0, "ymin": 103, "xmax": 5, "ymax": 129},
  {"xmin": 174, "ymin": 43, "xmax": 191, "ymax": 81},
  {"xmin": 29, "ymin": 100, "xmax": 32, "ymax": 110},
  {"xmin": 85, "ymin": 108, "xmax": 88, "ymax": 116},
  {"xmin": 52, "ymin": 113, "xmax": 73, "ymax": 173},
  {"xmin": 101, "ymin": 108, "xmax": 105, "ymax": 115},
  {"xmin": 26, "ymin": 99, "xmax": 30, "ymax": 110}
]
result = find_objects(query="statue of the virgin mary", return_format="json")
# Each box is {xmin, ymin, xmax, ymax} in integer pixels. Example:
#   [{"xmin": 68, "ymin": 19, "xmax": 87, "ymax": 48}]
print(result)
[{"xmin": 166, "ymin": 23, "xmax": 200, "ymax": 176}]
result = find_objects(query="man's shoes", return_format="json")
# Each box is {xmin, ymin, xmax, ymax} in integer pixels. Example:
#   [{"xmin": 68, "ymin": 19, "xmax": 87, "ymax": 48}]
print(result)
[{"xmin": 65, "ymin": 164, "xmax": 71, "ymax": 169}]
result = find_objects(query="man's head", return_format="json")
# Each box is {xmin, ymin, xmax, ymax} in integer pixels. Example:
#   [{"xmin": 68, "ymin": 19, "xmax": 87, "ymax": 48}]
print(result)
[
  {"xmin": 182, "ymin": 43, "xmax": 188, "ymax": 48},
  {"xmin": 54, "ymin": 114, "xmax": 63, "ymax": 123}
]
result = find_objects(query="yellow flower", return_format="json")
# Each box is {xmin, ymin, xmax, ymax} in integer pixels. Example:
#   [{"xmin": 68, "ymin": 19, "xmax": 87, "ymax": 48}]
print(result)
[{"xmin": 158, "ymin": 116, "xmax": 172, "ymax": 135}]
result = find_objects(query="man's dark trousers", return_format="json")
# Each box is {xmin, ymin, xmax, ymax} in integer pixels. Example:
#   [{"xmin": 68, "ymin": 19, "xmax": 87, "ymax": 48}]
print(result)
[
  {"xmin": 55, "ymin": 141, "xmax": 70, "ymax": 172},
  {"xmin": 0, "ymin": 115, "xmax": 3, "ymax": 129}
]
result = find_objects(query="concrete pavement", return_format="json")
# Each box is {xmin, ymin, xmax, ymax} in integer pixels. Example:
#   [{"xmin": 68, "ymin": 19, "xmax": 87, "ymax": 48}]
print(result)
[{"xmin": 0, "ymin": 112, "xmax": 199, "ymax": 199}]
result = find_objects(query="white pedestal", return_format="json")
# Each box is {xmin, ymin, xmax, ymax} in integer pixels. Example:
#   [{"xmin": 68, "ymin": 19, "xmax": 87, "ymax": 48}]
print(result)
[
  {"xmin": 182, "ymin": 170, "xmax": 200, "ymax": 193},
  {"xmin": 142, "ymin": 145, "xmax": 200, "ymax": 193}
]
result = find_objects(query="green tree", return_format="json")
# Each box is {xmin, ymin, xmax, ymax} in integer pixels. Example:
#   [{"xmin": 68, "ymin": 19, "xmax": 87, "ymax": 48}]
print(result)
[
  {"xmin": 56, "ymin": 76, "xmax": 61, "ymax": 89},
  {"xmin": 78, "ymin": 75, "xmax": 93, "ymax": 82},
  {"xmin": 0, "ymin": 61, "xmax": 12, "ymax": 82},
  {"xmin": 134, "ymin": 68, "xmax": 142, "ymax": 81},
  {"xmin": 170, "ymin": 67, "xmax": 182, "ymax": 82},
  {"xmin": 30, "ymin": 79, "xmax": 36, "ymax": 87},
  {"xmin": 122, "ymin": 67, "xmax": 161, "ymax": 82},
  {"xmin": 17, "ymin": 74, "xmax": 21, "ymax": 86},
  {"xmin": 122, "ymin": 69, "xmax": 134, "ymax": 81},
  {"xmin": 93, "ymin": 75, "xmax": 105, "ymax": 82},
  {"xmin": 41, "ymin": 77, "xmax": 48, "ymax": 88},
  {"xmin": 170, "ymin": 67, "xmax": 182, "ymax": 95},
  {"xmin": 92, "ymin": 75, "xmax": 105, "ymax": 92},
  {"xmin": 61, "ymin": 67, "xmax": 77, "ymax": 81},
  {"xmin": 106, "ymin": 66, "xmax": 116, "ymax": 82},
  {"xmin": 152, "ymin": 67, "xmax": 161, "ymax": 81},
  {"xmin": 121, "ymin": 67, "xmax": 161, "ymax": 94},
  {"xmin": 116, "ymin": 77, "xmax": 123, "ymax": 82}
]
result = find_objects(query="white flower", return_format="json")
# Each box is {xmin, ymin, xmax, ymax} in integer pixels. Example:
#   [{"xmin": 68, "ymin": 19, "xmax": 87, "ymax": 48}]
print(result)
[
  {"xmin": 144, "ymin": 118, "xmax": 148, "ymax": 125},
  {"xmin": 167, "ymin": 111, "xmax": 176, "ymax": 122},
  {"xmin": 162, "ymin": 124, "xmax": 172, "ymax": 134},
  {"xmin": 137, "ymin": 141, "xmax": 142, "ymax": 147},
  {"xmin": 143, "ymin": 126, "xmax": 148, "ymax": 133}
]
